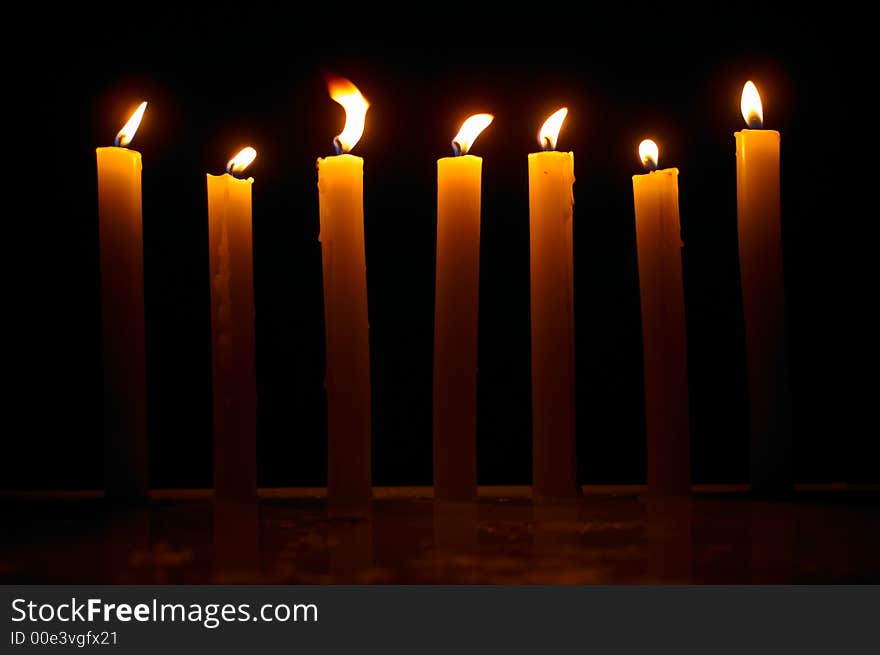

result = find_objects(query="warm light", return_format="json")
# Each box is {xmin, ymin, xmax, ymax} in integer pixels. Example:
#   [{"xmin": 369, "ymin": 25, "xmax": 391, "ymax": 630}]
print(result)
[
  {"xmin": 327, "ymin": 76, "xmax": 370, "ymax": 154},
  {"xmin": 538, "ymin": 107, "xmax": 568, "ymax": 151},
  {"xmin": 741, "ymin": 81, "xmax": 764, "ymax": 129},
  {"xmin": 451, "ymin": 114, "xmax": 494, "ymax": 156},
  {"xmin": 115, "ymin": 101, "xmax": 148, "ymax": 147},
  {"xmin": 226, "ymin": 146, "xmax": 257, "ymax": 175},
  {"xmin": 639, "ymin": 139, "xmax": 659, "ymax": 171}
]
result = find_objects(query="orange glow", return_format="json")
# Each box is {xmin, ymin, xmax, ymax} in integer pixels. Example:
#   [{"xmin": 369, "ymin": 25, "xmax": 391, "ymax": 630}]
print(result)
[
  {"xmin": 327, "ymin": 76, "xmax": 369, "ymax": 153},
  {"xmin": 451, "ymin": 114, "xmax": 493, "ymax": 156},
  {"xmin": 115, "ymin": 101, "xmax": 148, "ymax": 147},
  {"xmin": 638, "ymin": 139, "xmax": 659, "ymax": 171},
  {"xmin": 741, "ymin": 81, "xmax": 764, "ymax": 128},
  {"xmin": 538, "ymin": 107, "xmax": 568, "ymax": 150},
  {"xmin": 226, "ymin": 146, "xmax": 257, "ymax": 175}
]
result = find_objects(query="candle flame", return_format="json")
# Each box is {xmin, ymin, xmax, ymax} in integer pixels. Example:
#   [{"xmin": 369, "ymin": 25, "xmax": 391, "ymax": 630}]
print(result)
[
  {"xmin": 538, "ymin": 107, "xmax": 568, "ymax": 150},
  {"xmin": 741, "ymin": 81, "xmax": 764, "ymax": 128},
  {"xmin": 451, "ymin": 113, "xmax": 494, "ymax": 156},
  {"xmin": 115, "ymin": 101, "xmax": 148, "ymax": 147},
  {"xmin": 327, "ymin": 76, "xmax": 370, "ymax": 154},
  {"xmin": 226, "ymin": 146, "xmax": 257, "ymax": 175},
  {"xmin": 638, "ymin": 139, "xmax": 659, "ymax": 171}
]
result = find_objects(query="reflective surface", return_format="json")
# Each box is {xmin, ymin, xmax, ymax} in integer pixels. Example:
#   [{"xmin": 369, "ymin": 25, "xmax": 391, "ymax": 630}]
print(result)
[{"xmin": 2, "ymin": 488, "xmax": 878, "ymax": 584}]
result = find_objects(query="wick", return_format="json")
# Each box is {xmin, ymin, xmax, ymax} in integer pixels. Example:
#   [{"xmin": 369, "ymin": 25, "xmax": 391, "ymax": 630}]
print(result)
[
  {"xmin": 451, "ymin": 140, "xmax": 463, "ymax": 157},
  {"xmin": 333, "ymin": 137, "xmax": 344, "ymax": 156},
  {"xmin": 541, "ymin": 136, "xmax": 553, "ymax": 152},
  {"xmin": 643, "ymin": 160, "xmax": 658, "ymax": 173},
  {"xmin": 114, "ymin": 135, "xmax": 123, "ymax": 147}
]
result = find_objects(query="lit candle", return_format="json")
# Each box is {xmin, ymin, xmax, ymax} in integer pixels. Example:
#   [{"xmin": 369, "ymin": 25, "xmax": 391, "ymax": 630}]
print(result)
[
  {"xmin": 631, "ymin": 139, "xmax": 690, "ymax": 495},
  {"xmin": 736, "ymin": 81, "xmax": 793, "ymax": 496},
  {"xmin": 96, "ymin": 101, "xmax": 149, "ymax": 501},
  {"xmin": 207, "ymin": 146, "xmax": 258, "ymax": 501},
  {"xmin": 434, "ymin": 113, "xmax": 493, "ymax": 500},
  {"xmin": 318, "ymin": 76, "xmax": 372, "ymax": 504},
  {"xmin": 528, "ymin": 108, "xmax": 579, "ymax": 499}
]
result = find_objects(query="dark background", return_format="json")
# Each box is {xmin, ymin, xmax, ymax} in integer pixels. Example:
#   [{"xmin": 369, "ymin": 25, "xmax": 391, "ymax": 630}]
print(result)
[{"xmin": 6, "ymin": 2, "xmax": 869, "ymax": 490}]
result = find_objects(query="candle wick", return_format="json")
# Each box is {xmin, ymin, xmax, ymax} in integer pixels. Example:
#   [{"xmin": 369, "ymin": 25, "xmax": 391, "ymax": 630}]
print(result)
[
  {"xmin": 451, "ymin": 140, "xmax": 463, "ymax": 157},
  {"xmin": 114, "ymin": 135, "xmax": 123, "ymax": 147},
  {"xmin": 333, "ymin": 137, "xmax": 344, "ymax": 156},
  {"xmin": 541, "ymin": 136, "xmax": 553, "ymax": 152}
]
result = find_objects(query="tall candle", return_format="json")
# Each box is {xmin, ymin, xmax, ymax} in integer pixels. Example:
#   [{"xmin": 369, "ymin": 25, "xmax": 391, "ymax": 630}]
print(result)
[
  {"xmin": 206, "ymin": 147, "xmax": 258, "ymax": 501},
  {"xmin": 318, "ymin": 77, "xmax": 372, "ymax": 504},
  {"xmin": 736, "ymin": 81, "xmax": 792, "ymax": 496},
  {"xmin": 631, "ymin": 139, "xmax": 690, "ymax": 495},
  {"xmin": 528, "ymin": 108, "xmax": 579, "ymax": 499},
  {"xmin": 96, "ymin": 101, "xmax": 149, "ymax": 501},
  {"xmin": 434, "ymin": 114, "xmax": 493, "ymax": 501}
]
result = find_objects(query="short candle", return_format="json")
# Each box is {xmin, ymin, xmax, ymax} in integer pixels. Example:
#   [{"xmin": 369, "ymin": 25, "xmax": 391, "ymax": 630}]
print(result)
[
  {"xmin": 631, "ymin": 138, "xmax": 690, "ymax": 495},
  {"xmin": 206, "ymin": 146, "xmax": 258, "ymax": 501}
]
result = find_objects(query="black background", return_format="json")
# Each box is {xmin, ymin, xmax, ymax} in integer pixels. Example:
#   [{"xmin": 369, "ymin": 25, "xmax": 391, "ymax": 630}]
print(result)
[{"xmin": 7, "ymin": 2, "xmax": 869, "ymax": 490}]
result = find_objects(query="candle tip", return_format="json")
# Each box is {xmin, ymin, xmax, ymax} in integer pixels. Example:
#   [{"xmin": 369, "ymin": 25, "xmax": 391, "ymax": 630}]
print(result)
[
  {"xmin": 741, "ymin": 81, "xmax": 764, "ymax": 129},
  {"xmin": 638, "ymin": 139, "xmax": 659, "ymax": 171},
  {"xmin": 327, "ymin": 75, "xmax": 369, "ymax": 154},
  {"xmin": 538, "ymin": 107, "xmax": 568, "ymax": 151},
  {"xmin": 226, "ymin": 146, "xmax": 257, "ymax": 176},
  {"xmin": 115, "ymin": 101, "xmax": 148, "ymax": 147},
  {"xmin": 451, "ymin": 113, "xmax": 494, "ymax": 156}
]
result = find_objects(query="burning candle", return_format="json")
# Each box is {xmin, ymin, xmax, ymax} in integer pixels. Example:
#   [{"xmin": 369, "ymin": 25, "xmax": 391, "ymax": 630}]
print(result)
[
  {"xmin": 207, "ymin": 146, "xmax": 258, "ymax": 501},
  {"xmin": 736, "ymin": 81, "xmax": 793, "ymax": 496},
  {"xmin": 631, "ymin": 139, "xmax": 690, "ymax": 495},
  {"xmin": 96, "ymin": 101, "xmax": 149, "ymax": 501},
  {"xmin": 433, "ymin": 113, "xmax": 493, "ymax": 501},
  {"xmin": 528, "ymin": 108, "xmax": 579, "ymax": 499},
  {"xmin": 318, "ymin": 76, "xmax": 372, "ymax": 504}
]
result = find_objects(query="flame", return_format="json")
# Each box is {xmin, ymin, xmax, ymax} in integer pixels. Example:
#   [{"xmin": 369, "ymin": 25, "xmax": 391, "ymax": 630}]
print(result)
[
  {"xmin": 538, "ymin": 107, "xmax": 568, "ymax": 150},
  {"xmin": 741, "ymin": 81, "xmax": 764, "ymax": 128},
  {"xmin": 638, "ymin": 139, "xmax": 659, "ymax": 171},
  {"xmin": 327, "ymin": 76, "xmax": 369, "ymax": 153},
  {"xmin": 115, "ymin": 101, "xmax": 148, "ymax": 147},
  {"xmin": 451, "ymin": 114, "xmax": 494, "ymax": 155},
  {"xmin": 226, "ymin": 146, "xmax": 257, "ymax": 175}
]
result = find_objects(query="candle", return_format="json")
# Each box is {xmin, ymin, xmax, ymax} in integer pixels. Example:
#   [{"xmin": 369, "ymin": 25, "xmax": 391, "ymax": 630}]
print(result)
[
  {"xmin": 736, "ymin": 81, "xmax": 793, "ymax": 496},
  {"xmin": 631, "ymin": 139, "xmax": 690, "ymax": 495},
  {"xmin": 96, "ymin": 101, "xmax": 149, "ymax": 501},
  {"xmin": 318, "ymin": 77, "xmax": 372, "ymax": 504},
  {"xmin": 207, "ymin": 147, "xmax": 258, "ymax": 501},
  {"xmin": 434, "ymin": 113, "xmax": 493, "ymax": 501},
  {"xmin": 528, "ymin": 108, "xmax": 579, "ymax": 499}
]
